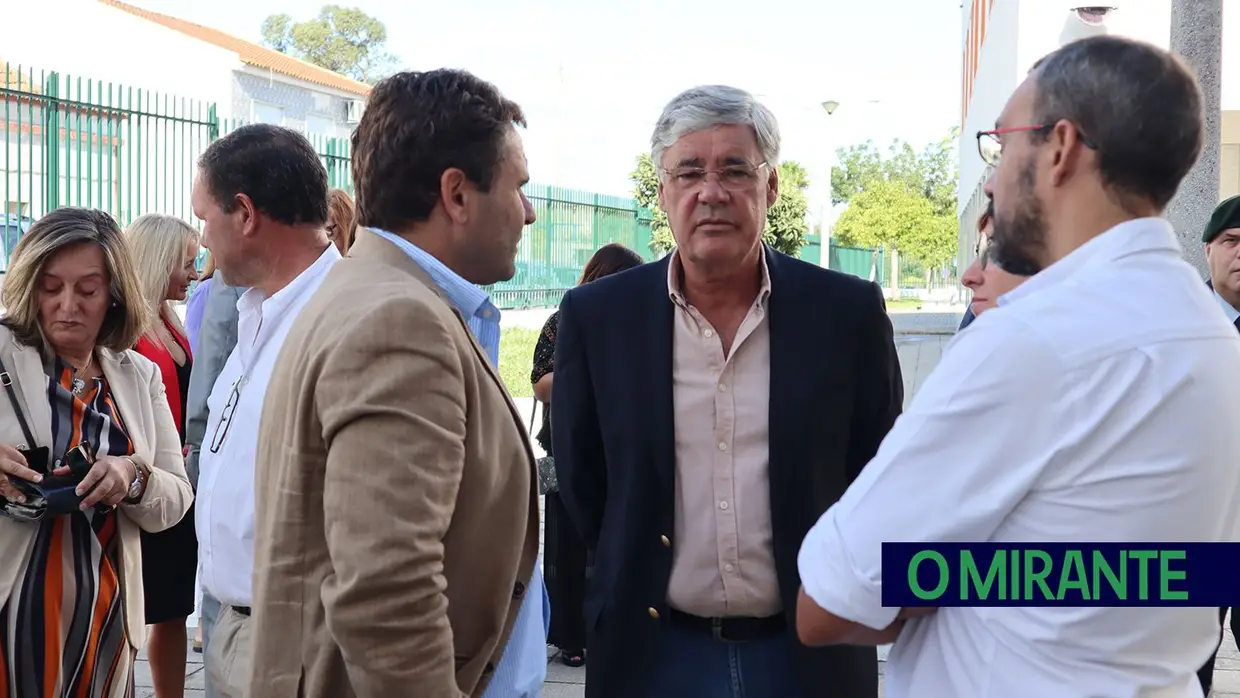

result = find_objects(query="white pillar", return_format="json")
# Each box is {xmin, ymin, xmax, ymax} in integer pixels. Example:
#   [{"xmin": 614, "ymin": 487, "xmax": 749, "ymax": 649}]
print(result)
[{"xmin": 1166, "ymin": 0, "xmax": 1223, "ymax": 278}]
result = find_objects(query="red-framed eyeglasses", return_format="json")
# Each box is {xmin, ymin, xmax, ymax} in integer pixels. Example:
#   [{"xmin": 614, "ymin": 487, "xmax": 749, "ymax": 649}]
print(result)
[{"xmin": 976, "ymin": 124, "xmax": 1098, "ymax": 167}]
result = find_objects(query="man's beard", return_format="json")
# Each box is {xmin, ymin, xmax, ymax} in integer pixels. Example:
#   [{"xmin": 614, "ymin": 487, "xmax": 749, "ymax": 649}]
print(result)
[{"xmin": 990, "ymin": 160, "xmax": 1047, "ymax": 277}]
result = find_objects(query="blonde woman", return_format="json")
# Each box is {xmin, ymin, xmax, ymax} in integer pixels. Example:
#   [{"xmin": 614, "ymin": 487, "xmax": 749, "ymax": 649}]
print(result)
[
  {"xmin": 126, "ymin": 213, "xmax": 200, "ymax": 698},
  {"xmin": 0, "ymin": 207, "xmax": 192, "ymax": 697}
]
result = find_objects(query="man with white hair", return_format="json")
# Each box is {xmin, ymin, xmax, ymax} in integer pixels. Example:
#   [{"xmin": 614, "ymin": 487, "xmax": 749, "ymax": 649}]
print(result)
[{"xmin": 551, "ymin": 85, "xmax": 903, "ymax": 697}]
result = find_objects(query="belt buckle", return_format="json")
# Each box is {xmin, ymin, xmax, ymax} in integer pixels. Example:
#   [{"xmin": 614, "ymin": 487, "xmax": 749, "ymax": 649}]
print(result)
[{"xmin": 710, "ymin": 617, "xmax": 742, "ymax": 644}]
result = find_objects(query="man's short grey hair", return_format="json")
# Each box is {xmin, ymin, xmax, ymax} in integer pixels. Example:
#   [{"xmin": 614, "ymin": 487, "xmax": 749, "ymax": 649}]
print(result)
[
  {"xmin": 650, "ymin": 85, "xmax": 780, "ymax": 174},
  {"xmin": 1029, "ymin": 35, "xmax": 1202, "ymax": 211}
]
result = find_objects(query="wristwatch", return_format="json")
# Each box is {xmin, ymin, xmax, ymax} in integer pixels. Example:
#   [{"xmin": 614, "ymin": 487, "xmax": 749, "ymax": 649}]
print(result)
[{"xmin": 123, "ymin": 457, "xmax": 147, "ymax": 503}]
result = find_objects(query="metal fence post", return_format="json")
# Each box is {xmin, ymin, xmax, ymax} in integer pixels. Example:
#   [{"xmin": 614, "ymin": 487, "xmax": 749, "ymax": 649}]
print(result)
[{"xmin": 43, "ymin": 72, "xmax": 60, "ymax": 211}]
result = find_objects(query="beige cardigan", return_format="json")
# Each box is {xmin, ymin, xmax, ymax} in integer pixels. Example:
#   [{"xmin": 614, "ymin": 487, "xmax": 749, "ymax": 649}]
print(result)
[{"xmin": 0, "ymin": 326, "xmax": 193, "ymax": 649}]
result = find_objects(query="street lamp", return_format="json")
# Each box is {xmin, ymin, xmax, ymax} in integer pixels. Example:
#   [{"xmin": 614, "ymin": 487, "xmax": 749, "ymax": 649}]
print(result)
[{"xmin": 821, "ymin": 100, "xmax": 840, "ymax": 115}]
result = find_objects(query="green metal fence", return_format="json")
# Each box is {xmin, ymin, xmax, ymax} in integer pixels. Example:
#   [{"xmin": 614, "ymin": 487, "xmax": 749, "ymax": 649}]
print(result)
[
  {"xmin": 828, "ymin": 241, "xmax": 887, "ymax": 287},
  {"xmin": 1, "ymin": 62, "xmax": 657, "ymax": 309},
  {"xmin": 484, "ymin": 185, "xmax": 654, "ymax": 309}
]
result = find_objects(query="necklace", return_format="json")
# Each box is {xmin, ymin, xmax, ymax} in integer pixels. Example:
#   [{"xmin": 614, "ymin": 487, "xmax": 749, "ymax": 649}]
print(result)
[{"xmin": 70, "ymin": 355, "xmax": 94, "ymax": 395}]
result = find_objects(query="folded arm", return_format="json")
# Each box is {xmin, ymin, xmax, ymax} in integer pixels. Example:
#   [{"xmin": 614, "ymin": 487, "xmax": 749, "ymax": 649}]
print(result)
[
  {"xmin": 796, "ymin": 321, "xmax": 1063, "ymax": 646},
  {"xmin": 317, "ymin": 300, "xmax": 469, "ymax": 698}
]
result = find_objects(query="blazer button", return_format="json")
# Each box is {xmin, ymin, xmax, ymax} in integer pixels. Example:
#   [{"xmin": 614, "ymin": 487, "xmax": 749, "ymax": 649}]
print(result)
[
  {"xmin": 660, "ymin": 535, "xmax": 671, "ymax": 548},
  {"xmin": 647, "ymin": 607, "xmax": 660, "ymax": 619},
  {"xmin": 513, "ymin": 581, "xmax": 525, "ymax": 598}
]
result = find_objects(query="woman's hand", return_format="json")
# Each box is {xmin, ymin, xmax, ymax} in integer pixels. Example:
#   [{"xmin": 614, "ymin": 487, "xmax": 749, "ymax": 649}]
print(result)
[
  {"xmin": 0, "ymin": 444, "xmax": 42, "ymax": 503},
  {"xmin": 53, "ymin": 455, "xmax": 135, "ymax": 510}
]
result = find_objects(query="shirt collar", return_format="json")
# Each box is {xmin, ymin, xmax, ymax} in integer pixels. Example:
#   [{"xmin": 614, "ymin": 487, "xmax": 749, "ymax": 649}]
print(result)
[
  {"xmin": 237, "ymin": 244, "xmax": 341, "ymax": 318},
  {"xmin": 666, "ymin": 246, "xmax": 773, "ymax": 308},
  {"xmin": 368, "ymin": 227, "xmax": 495, "ymax": 322},
  {"xmin": 997, "ymin": 217, "xmax": 1179, "ymax": 308},
  {"xmin": 1214, "ymin": 290, "xmax": 1240, "ymax": 323}
]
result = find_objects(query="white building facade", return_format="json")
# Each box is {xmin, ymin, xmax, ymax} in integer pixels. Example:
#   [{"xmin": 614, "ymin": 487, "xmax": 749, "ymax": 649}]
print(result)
[
  {"xmin": 1, "ymin": 0, "xmax": 368, "ymax": 228},
  {"xmin": 958, "ymin": 0, "xmax": 1239, "ymax": 271}
]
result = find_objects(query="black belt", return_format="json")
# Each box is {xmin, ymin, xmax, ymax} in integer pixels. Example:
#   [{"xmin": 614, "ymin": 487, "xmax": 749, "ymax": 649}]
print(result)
[
  {"xmin": 232, "ymin": 606, "xmax": 252, "ymax": 617},
  {"xmin": 668, "ymin": 608, "xmax": 785, "ymax": 643}
]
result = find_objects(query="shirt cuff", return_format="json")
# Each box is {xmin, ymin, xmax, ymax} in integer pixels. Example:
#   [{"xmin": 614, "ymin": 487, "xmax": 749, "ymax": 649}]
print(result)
[{"xmin": 797, "ymin": 508, "xmax": 900, "ymax": 631}]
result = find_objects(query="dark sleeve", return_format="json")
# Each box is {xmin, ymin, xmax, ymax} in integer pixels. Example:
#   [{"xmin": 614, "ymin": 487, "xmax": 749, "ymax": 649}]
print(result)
[
  {"xmin": 958, "ymin": 305, "xmax": 975, "ymax": 331},
  {"xmin": 846, "ymin": 281, "xmax": 904, "ymax": 483},
  {"xmin": 530, "ymin": 311, "xmax": 559, "ymax": 386},
  {"xmin": 550, "ymin": 292, "xmax": 606, "ymax": 548}
]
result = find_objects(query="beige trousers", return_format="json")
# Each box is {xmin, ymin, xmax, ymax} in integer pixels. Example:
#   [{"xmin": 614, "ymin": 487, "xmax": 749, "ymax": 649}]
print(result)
[{"xmin": 204, "ymin": 605, "xmax": 252, "ymax": 698}]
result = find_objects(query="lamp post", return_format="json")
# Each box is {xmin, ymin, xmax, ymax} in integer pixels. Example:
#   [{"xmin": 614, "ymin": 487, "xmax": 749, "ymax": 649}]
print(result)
[{"xmin": 819, "ymin": 99, "xmax": 886, "ymax": 284}]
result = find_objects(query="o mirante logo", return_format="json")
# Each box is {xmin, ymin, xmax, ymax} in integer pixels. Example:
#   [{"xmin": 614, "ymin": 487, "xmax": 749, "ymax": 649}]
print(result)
[{"xmin": 881, "ymin": 543, "xmax": 1240, "ymax": 607}]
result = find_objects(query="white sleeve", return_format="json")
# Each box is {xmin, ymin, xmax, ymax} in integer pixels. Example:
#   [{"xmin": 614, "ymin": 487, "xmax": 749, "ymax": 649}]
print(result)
[{"xmin": 797, "ymin": 317, "xmax": 1065, "ymax": 629}]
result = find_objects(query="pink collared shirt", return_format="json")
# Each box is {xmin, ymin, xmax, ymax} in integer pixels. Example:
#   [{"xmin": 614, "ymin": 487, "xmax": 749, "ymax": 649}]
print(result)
[{"xmin": 664, "ymin": 250, "xmax": 782, "ymax": 618}]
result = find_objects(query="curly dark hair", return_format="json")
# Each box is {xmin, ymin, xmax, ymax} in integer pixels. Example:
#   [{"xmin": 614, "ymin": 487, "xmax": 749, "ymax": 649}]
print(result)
[
  {"xmin": 197, "ymin": 124, "xmax": 328, "ymax": 226},
  {"xmin": 352, "ymin": 69, "xmax": 526, "ymax": 232}
]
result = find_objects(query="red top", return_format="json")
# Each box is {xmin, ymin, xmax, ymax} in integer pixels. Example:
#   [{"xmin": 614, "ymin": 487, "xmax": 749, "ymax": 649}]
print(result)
[{"xmin": 135, "ymin": 319, "xmax": 192, "ymax": 440}]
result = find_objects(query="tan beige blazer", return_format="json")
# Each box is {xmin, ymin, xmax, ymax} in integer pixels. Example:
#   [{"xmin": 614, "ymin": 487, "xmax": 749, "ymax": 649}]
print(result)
[
  {"xmin": 0, "ymin": 325, "xmax": 193, "ymax": 648},
  {"xmin": 249, "ymin": 230, "xmax": 541, "ymax": 698}
]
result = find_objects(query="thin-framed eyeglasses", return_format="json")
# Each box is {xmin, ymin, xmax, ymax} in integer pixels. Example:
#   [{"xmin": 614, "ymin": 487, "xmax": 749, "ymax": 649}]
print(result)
[
  {"xmin": 209, "ymin": 377, "xmax": 244, "ymax": 454},
  {"xmin": 661, "ymin": 161, "xmax": 768, "ymax": 191},
  {"xmin": 976, "ymin": 123, "xmax": 1099, "ymax": 167},
  {"xmin": 974, "ymin": 234, "xmax": 993, "ymax": 271}
]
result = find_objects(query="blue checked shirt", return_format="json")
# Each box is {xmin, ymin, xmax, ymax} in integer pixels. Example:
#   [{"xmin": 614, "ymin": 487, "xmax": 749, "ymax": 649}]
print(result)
[{"xmin": 370, "ymin": 228, "xmax": 550, "ymax": 698}]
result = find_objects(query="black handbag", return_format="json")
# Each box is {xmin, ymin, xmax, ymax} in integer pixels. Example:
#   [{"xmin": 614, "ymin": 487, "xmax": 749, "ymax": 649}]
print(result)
[
  {"xmin": 530, "ymin": 399, "xmax": 557, "ymax": 495},
  {"xmin": 0, "ymin": 356, "xmax": 95, "ymax": 523}
]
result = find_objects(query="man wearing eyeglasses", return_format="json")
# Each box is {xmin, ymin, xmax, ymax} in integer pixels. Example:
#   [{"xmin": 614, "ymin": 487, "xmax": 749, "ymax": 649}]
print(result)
[
  {"xmin": 190, "ymin": 124, "xmax": 341, "ymax": 698},
  {"xmin": 552, "ymin": 85, "xmax": 903, "ymax": 698},
  {"xmin": 796, "ymin": 35, "xmax": 1240, "ymax": 698}
]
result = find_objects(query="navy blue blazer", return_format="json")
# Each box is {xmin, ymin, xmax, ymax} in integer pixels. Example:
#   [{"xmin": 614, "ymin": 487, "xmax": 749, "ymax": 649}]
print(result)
[{"xmin": 551, "ymin": 246, "xmax": 903, "ymax": 698}]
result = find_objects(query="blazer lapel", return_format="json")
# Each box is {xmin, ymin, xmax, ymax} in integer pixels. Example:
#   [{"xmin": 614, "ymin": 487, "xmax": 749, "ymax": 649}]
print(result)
[
  {"xmin": 765, "ymin": 248, "xmax": 802, "ymax": 507},
  {"xmin": 99, "ymin": 349, "xmax": 149, "ymax": 457},
  {"xmin": 642, "ymin": 257, "xmax": 677, "ymax": 496},
  {"xmin": 0, "ymin": 332, "xmax": 53, "ymax": 448}
]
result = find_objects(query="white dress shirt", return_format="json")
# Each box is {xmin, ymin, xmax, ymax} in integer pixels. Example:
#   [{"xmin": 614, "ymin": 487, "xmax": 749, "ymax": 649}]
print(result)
[
  {"xmin": 798, "ymin": 218, "xmax": 1240, "ymax": 698},
  {"xmin": 196, "ymin": 245, "xmax": 341, "ymax": 607}
]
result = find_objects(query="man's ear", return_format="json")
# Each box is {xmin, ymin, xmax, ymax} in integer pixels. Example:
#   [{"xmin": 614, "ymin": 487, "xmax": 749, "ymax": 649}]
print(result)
[{"xmin": 440, "ymin": 168, "xmax": 471, "ymax": 225}]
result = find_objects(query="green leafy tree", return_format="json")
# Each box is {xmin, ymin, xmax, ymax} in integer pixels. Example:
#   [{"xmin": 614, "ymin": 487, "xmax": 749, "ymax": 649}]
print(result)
[
  {"xmin": 629, "ymin": 155, "xmax": 811, "ymax": 257},
  {"xmin": 261, "ymin": 6, "xmax": 396, "ymax": 84},
  {"xmin": 764, "ymin": 161, "xmax": 810, "ymax": 256},
  {"xmin": 828, "ymin": 128, "xmax": 960, "ymax": 273},
  {"xmin": 629, "ymin": 154, "xmax": 674, "ymax": 255}
]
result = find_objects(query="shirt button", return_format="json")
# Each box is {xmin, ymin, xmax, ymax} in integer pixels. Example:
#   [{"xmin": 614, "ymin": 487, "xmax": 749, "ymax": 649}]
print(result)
[
  {"xmin": 719, "ymin": 501, "xmax": 729, "ymax": 510},
  {"xmin": 725, "ymin": 563, "xmax": 735, "ymax": 573},
  {"xmin": 717, "ymin": 442, "xmax": 727, "ymax": 451},
  {"xmin": 703, "ymin": 329, "xmax": 714, "ymax": 339},
  {"xmin": 717, "ymin": 383, "xmax": 727, "ymax": 392}
]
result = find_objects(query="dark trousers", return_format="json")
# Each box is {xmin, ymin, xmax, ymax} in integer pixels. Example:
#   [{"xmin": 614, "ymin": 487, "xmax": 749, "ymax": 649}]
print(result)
[
  {"xmin": 643, "ymin": 619, "xmax": 801, "ymax": 698},
  {"xmin": 1198, "ymin": 606, "xmax": 1240, "ymax": 694},
  {"xmin": 544, "ymin": 491, "xmax": 589, "ymax": 652}
]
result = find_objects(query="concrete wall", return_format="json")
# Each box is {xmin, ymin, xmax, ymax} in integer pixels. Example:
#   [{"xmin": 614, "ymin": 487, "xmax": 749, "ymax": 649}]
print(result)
[
  {"xmin": 231, "ymin": 67, "xmax": 360, "ymax": 139},
  {"xmin": 3, "ymin": 0, "xmax": 235, "ymax": 109}
]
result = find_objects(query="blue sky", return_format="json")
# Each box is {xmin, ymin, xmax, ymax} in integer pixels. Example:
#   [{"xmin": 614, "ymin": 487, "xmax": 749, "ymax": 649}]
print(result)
[{"xmin": 129, "ymin": 0, "xmax": 963, "ymax": 217}]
